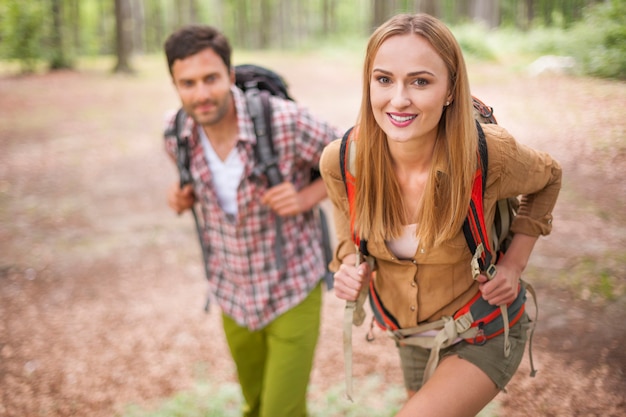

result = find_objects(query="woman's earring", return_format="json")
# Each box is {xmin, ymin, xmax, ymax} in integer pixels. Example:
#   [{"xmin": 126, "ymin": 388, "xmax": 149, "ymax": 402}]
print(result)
[{"xmin": 445, "ymin": 101, "xmax": 450, "ymax": 106}]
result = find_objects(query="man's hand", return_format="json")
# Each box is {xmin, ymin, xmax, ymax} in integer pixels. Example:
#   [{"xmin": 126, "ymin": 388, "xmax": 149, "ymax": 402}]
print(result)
[
  {"xmin": 167, "ymin": 182, "xmax": 195, "ymax": 214},
  {"xmin": 261, "ymin": 181, "xmax": 302, "ymax": 216}
]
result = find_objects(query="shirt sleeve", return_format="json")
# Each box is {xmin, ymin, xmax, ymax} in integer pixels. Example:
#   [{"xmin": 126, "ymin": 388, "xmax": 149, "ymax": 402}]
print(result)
[
  {"xmin": 272, "ymin": 97, "xmax": 342, "ymax": 169},
  {"xmin": 485, "ymin": 124, "xmax": 563, "ymax": 237}
]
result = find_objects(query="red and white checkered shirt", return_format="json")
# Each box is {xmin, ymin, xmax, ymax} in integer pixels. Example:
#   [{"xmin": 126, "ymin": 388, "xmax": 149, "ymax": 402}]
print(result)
[{"xmin": 164, "ymin": 87, "xmax": 340, "ymax": 330}]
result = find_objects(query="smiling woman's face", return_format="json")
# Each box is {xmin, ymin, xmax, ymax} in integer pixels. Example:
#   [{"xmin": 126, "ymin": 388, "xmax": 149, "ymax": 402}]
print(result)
[{"xmin": 369, "ymin": 34, "xmax": 451, "ymax": 146}]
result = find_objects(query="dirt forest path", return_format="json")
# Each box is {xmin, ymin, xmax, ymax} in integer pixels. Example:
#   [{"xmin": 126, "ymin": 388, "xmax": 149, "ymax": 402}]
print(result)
[{"xmin": 1, "ymin": 52, "xmax": 625, "ymax": 417}]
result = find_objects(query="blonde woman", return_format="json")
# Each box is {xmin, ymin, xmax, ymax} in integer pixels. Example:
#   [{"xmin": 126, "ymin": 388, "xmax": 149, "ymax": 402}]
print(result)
[{"xmin": 320, "ymin": 13, "xmax": 561, "ymax": 417}]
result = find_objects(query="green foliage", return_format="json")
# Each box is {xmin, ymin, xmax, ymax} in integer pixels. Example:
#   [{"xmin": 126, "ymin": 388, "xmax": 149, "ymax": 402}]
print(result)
[
  {"xmin": 0, "ymin": 0, "xmax": 45, "ymax": 73},
  {"xmin": 451, "ymin": 0, "xmax": 626, "ymax": 80},
  {"xmin": 574, "ymin": 0, "xmax": 626, "ymax": 79},
  {"xmin": 451, "ymin": 24, "xmax": 497, "ymax": 61}
]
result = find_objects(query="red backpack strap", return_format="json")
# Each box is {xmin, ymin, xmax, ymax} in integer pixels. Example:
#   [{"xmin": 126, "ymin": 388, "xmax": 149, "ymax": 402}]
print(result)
[{"xmin": 462, "ymin": 122, "xmax": 496, "ymax": 279}]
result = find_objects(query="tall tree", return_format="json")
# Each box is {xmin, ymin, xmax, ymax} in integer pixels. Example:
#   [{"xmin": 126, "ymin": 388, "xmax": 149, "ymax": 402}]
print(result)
[
  {"xmin": 473, "ymin": 0, "xmax": 500, "ymax": 28},
  {"xmin": 234, "ymin": 0, "xmax": 249, "ymax": 48},
  {"xmin": 49, "ymin": 0, "xmax": 73, "ymax": 69},
  {"xmin": 322, "ymin": 0, "xmax": 337, "ymax": 34},
  {"xmin": 67, "ymin": 0, "xmax": 81, "ymax": 53},
  {"xmin": 414, "ymin": 0, "xmax": 441, "ymax": 17},
  {"xmin": 131, "ymin": 0, "xmax": 145, "ymax": 53},
  {"xmin": 113, "ymin": 0, "xmax": 134, "ymax": 73},
  {"xmin": 259, "ymin": 0, "xmax": 272, "ymax": 48},
  {"xmin": 143, "ymin": 0, "xmax": 163, "ymax": 53},
  {"xmin": 371, "ymin": 0, "xmax": 397, "ymax": 30}
]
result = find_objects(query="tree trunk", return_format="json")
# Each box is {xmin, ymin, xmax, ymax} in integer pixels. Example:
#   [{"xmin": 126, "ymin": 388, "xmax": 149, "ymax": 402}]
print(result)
[
  {"xmin": 415, "ymin": 0, "xmax": 441, "ymax": 17},
  {"xmin": 49, "ymin": 0, "xmax": 72, "ymax": 70},
  {"xmin": 144, "ymin": 0, "xmax": 164, "ymax": 53},
  {"xmin": 526, "ymin": 0, "xmax": 535, "ymax": 29},
  {"xmin": 322, "ymin": 0, "xmax": 337, "ymax": 34},
  {"xmin": 371, "ymin": 0, "xmax": 396, "ymax": 30},
  {"xmin": 131, "ymin": 0, "xmax": 144, "ymax": 54},
  {"xmin": 234, "ymin": 0, "xmax": 248, "ymax": 48},
  {"xmin": 473, "ymin": 0, "xmax": 500, "ymax": 28},
  {"xmin": 113, "ymin": 0, "xmax": 134, "ymax": 73},
  {"xmin": 189, "ymin": 0, "xmax": 199, "ymax": 23},
  {"xmin": 68, "ymin": 0, "xmax": 81, "ymax": 53},
  {"xmin": 259, "ymin": 0, "xmax": 271, "ymax": 48}
]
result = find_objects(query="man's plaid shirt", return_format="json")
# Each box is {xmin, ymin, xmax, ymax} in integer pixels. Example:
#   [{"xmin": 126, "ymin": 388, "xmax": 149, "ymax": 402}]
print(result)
[{"xmin": 164, "ymin": 87, "xmax": 340, "ymax": 330}]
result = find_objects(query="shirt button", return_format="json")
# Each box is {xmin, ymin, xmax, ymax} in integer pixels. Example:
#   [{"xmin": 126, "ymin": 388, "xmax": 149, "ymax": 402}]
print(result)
[
  {"xmin": 420, "ymin": 248, "xmax": 425, "ymax": 253},
  {"xmin": 410, "ymin": 305, "xmax": 416, "ymax": 311},
  {"xmin": 412, "ymin": 259, "xmax": 417, "ymax": 264}
]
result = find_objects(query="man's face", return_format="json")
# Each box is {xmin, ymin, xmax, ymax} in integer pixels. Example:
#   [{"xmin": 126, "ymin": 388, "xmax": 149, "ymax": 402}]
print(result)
[{"xmin": 171, "ymin": 48, "xmax": 234, "ymax": 126}]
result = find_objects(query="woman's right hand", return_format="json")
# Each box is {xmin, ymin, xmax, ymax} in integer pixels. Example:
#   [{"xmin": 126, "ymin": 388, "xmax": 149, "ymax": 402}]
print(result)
[
  {"xmin": 333, "ymin": 253, "xmax": 372, "ymax": 301},
  {"xmin": 167, "ymin": 182, "xmax": 196, "ymax": 214}
]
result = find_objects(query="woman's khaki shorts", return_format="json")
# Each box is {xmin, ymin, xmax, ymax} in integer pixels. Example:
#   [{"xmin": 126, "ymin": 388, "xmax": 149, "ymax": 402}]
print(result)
[{"xmin": 398, "ymin": 312, "xmax": 530, "ymax": 391}]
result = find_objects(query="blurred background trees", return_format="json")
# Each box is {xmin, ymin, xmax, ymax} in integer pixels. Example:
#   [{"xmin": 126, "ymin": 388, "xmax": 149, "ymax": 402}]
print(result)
[{"xmin": 0, "ymin": 0, "xmax": 623, "ymax": 79}]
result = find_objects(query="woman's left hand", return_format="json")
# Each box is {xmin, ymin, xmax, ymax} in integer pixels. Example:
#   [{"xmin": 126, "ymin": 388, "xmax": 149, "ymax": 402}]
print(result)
[
  {"xmin": 476, "ymin": 233, "xmax": 539, "ymax": 305},
  {"xmin": 475, "ymin": 262, "xmax": 520, "ymax": 306}
]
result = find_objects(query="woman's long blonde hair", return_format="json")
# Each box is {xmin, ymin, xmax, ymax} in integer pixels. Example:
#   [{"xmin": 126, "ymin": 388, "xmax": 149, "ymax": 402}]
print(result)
[{"xmin": 353, "ymin": 13, "xmax": 478, "ymax": 248}]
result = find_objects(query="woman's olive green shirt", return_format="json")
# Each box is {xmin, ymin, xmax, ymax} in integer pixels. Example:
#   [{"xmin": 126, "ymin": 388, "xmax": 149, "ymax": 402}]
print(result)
[{"xmin": 320, "ymin": 123, "xmax": 562, "ymax": 328}]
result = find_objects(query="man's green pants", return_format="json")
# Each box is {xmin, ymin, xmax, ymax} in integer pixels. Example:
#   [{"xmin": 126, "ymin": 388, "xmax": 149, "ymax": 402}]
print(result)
[{"xmin": 222, "ymin": 283, "xmax": 322, "ymax": 417}]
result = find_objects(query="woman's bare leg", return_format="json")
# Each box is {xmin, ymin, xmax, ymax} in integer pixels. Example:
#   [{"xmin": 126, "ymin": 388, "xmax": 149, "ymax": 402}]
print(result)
[{"xmin": 395, "ymin": 355, "xmax": 500, "ymax": 417}]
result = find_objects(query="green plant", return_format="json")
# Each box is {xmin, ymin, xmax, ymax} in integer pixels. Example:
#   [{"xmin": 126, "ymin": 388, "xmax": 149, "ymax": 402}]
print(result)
[
  {"xmin": 0, "ymin": 0, "xmax": 45, "ymax": 73},
  {"xmin": 568, "ymin": 0, "xmax": 626, "ymax": 79}
]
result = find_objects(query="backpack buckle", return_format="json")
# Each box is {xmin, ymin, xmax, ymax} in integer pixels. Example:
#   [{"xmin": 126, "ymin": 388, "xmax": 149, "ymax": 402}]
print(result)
[
  {"xmin": 471, "ymin": 243, "xmax": 484, "ymax": 279},
  {"xmin": 473, "ymin": 326, "xmax": 487, "ymax": 345}
]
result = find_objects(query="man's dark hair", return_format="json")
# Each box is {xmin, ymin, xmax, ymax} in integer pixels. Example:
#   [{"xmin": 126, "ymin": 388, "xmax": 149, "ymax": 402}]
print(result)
[{"xmin": 164, "ymin": 25, "xmax": 232, "ymax": 76}]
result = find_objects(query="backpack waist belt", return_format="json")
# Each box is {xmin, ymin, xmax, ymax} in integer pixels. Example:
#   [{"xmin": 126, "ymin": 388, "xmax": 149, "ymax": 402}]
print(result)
[{"xmin": 369, "ymin": 278, "xmax": 529, "ymax": 385}]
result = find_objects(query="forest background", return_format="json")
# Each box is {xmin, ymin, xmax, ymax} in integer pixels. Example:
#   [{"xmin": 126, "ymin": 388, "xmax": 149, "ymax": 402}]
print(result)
[
  {"xmin": 1, "ymin": 0, "xmax": 625, "ymax": 416},
  {"xmin": 1, "ymin": 0, "xmax": 625, "ymax": 79}
]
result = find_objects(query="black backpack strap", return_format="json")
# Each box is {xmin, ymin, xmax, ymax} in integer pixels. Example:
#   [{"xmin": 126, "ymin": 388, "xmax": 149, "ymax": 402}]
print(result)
[
  {"xmin": 462, "ymin": 121, "xmax": 496, "ymax": 279},
  {"xmin": 245, "ymin": 87, "xmax": 283, "ymax": 186},
  {"xmin": 339, "ymin": 126, "xmax": 370, "ymax": 257},
  {"xmin": 167, "ymin": 108, "xmax": 213, "ymax": 311},
  {"xmin": 339, "ymin": 126, "xmax": 354, "ymax": 186},
  {"xmin": 170, "ymin": 108, "xmax": 193, "ymax": 188},
  {"xmin": 477, "ymin": 121, "xmax": 488, "ymax": 192},
  {"xmin": 243, "ymin": 85, "xmax": 286, "ymax": 271}
]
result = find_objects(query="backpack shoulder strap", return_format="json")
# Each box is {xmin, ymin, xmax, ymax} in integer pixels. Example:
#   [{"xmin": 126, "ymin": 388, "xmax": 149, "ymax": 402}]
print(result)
[
  {"xmin": 245, "ymin": 87, "xmax": 283, "ymax": 186},
  {"xmin": 339, "ymin": 126, "xmax": 354, "ymax": 185},
  {"xmin": 339, "ymin": 127, "xmax": 369, "ymax": 256},
  {"xmin": 169, "ymin": 108, "xmax": 193, "ymax": 188},
  {"xmin": 166, "ymin": 108, "xmax": 213, "ymax": 310},
  {"xmin": 462, "ymin": 121, "xmax": 496, "ymax": 279}
]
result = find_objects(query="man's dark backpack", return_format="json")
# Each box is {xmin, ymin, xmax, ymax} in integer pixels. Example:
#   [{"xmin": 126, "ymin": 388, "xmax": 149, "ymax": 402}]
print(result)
[{"xmin": 167, "ymin": 64, "xmax": 334, "ymax": 298}]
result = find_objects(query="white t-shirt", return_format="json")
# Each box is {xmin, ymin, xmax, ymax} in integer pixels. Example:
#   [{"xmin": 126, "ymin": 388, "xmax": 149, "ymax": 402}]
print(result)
[
  {"xmin": 198, "ymin": 126, "xmax": 244, "ymax": 216},
  {"xmin": 386, "ymin": 223, "xmax": 419, "ymax": 260}
]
